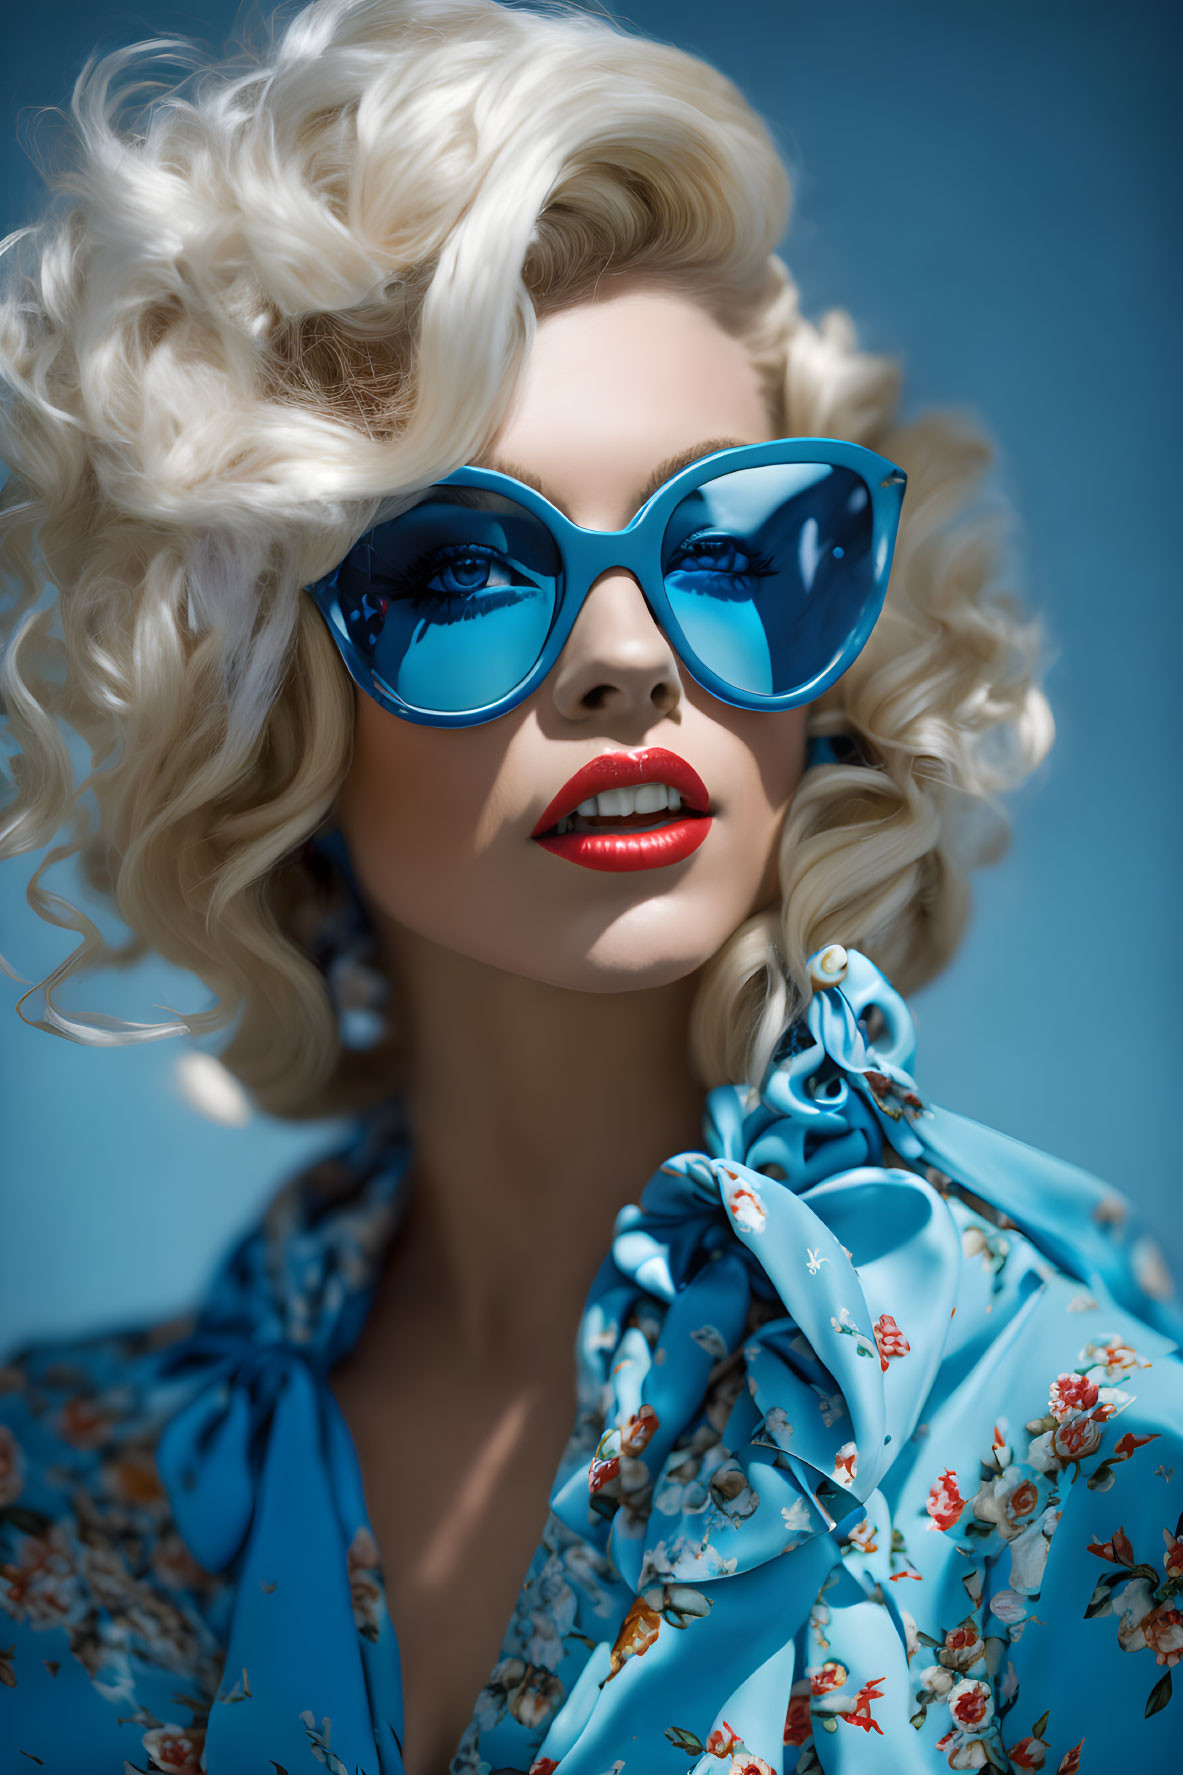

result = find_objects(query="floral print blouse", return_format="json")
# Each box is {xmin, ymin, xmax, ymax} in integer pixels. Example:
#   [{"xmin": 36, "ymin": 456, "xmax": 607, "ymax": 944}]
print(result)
[{"xmin": 1, "ymin": 946, "xmax": 1180, "ymax": 1775}]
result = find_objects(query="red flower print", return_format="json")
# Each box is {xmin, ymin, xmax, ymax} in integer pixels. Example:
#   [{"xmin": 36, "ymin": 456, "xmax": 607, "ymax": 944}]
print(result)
[
  {"xmin": 141, "ymin": 1724, "xmax": 206, "ymax": 1774},
  {"xmin": 103, "ymin": 1451, "xmax": 166, "ymax": 1505},
  {"xmin": 0, "ymin": 1524, "xmax": 81, "ymax": 1630},
  {"xmin": 839, "ymin": 1675, "xmax": 885, "ymax": 1734},
  {"xmin": 1164, "ymin": 1530, "xmax": 1183, "ymax": 1579},
  {"xmin": 0, "ymin": 1426, "xmax": 23, "ymax": 1508},
  {"xmin": 873, "ymin": 1314, "xmax": 910, "ymax": 1373},
  {"xmin": 783, "ymin": 1690, "xmax": 813, "ymax": 1747},
  {"xmin": 926, "ymin": 1468, "xmax": 965, "ymax": 1532},
  {"xmin": 705, "ymin": 1721, "xmax": 742, "ymax": 1755},
  {"xmin": 529, "ymin": 1762, "xmax": 559, "ymax": 1775},
  {"xmin": 588, "ymin": 1454, "xmax": 620, "ymax": 1495},
  {"xmin": 151, "ymin": 1532, "xmax": 208, "ymax": 1592},
  {"xmin": 56, "ymin": 1396, "xmax": 112, "ymax": 1450},
  {"xmin": 864, "ymin": 1069, "xmax": 923, "ymax": 1113},
  {"xmin": 508, "ymin": 1666, "xmax": 566, "ymax": 1729},
  {"xmin": 1008, "ymin": 1735, "xmax": 1048, "ymax": 1769},
  {"xmin": 1008, "ymin": 1479, "xmax": 1040, "ymax": 1522},
  {"xmin": 947, "ymin": 1677, "xmax": 992, "ymax": 1730},
  {"xmin": 1088, "ymin": 1527, "xmax": 1134, "ymax": 1566},
  {"xmin": 810, "ymin": 1659, "xmax": 848, "ymax": 1696},
  {"xmin": 621, "ymin": 1403, "xmax": 659, "ymax": 1457},
  {"xmin": 847, "ymin": 1518, "xmax": 878, "ymax": 1554},
  {"xmin": 1057, "ymin": 1742, "xmax": 1084, "ymax": 1774},
  {"xmin": 833, "ymin": 1442, "xmax": 858, "ymax": 1484},
  {"xmin": 727, "ymin": 1759, "xmax": 774, "ymax": 1775},
  {"xmin": 1048, "ymin": 1372, "xmax": 1099, "ymax": 1419},
  {"xmin": 1051, "ymin": 1412, "xmax": 1105, "ymax": 1462},
  {"xmin": 1142, "ymin": 1605, "xmax": 1183, "ymax": 1668},
  {"xmin": 1113, "ymin": 1431, "xmax": 1160, "ymax": 1462}
]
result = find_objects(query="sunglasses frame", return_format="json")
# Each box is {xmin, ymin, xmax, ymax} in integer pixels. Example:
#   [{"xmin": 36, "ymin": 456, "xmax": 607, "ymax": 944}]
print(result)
[{"xmin": 306, "ymin": 436, "xmax": 907, "ymax": 728}]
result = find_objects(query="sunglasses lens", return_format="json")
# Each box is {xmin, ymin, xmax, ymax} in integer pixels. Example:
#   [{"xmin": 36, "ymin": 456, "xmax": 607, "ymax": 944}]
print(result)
[
  {"xmin": 660, "ymin": 463, "xmax": 877, "ymax": 696},
  {"xmin": 332, "ymin": 489, "xmax": 560, "ymax": 714}
]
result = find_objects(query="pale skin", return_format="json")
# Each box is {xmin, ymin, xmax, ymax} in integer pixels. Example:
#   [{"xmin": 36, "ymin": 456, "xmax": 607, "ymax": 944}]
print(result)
[{"xmin": 328, "ymin": 283, "xmax": 810, "ymax": 1771}]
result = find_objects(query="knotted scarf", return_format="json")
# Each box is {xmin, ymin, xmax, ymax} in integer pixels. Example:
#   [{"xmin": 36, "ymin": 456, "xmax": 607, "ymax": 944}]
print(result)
[{"xmin": 149, "ymin": 939, "xmax": 1178, "ymax": 1774}]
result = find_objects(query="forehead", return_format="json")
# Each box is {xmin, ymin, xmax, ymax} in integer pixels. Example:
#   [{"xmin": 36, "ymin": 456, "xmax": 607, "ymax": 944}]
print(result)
[
  {"xmin": 478, "ymin": 436, "xmax": 754, "ymax": 521},
  {"xmin": 479, "ymin": 286, "xmax": 773, "ymax": 528}
]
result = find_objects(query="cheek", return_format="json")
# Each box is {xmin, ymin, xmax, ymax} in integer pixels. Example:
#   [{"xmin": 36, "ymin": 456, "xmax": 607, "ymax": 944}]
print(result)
[
  {"xmin": 698, "ymin": 703, "xmax": 808, "ymax": 908},
  {"xmin": 690, "ymin": 689, "xmax": 808, "ymax": 825},
  {"xmin": 741, "ymin": 710, "xmax": 810, "ymax": 815},
  {"xmin": 331, "ymin": 685, "xmax": 809, "ymax": 983},
  {"xmin": 333, "ymin": 695, "xmax": 513, "ymax": 914}
]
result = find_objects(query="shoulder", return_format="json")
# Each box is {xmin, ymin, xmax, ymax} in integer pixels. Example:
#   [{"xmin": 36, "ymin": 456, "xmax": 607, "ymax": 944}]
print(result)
[
  {"xmin": 0, "ymin": 1314, "xmax": 226, "ymax": 1769},
  {"xmin": 0, "ymin": 1310, "xmax": 198, "ymax": 1515},
  {"xmin": 985, "ymin": 1324, "xmax": 1183, "ymax": 1759}
]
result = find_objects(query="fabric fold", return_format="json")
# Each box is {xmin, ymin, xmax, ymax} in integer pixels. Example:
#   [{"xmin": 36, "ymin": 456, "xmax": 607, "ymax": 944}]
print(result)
[
  {"xmin": 529, "ymin": 947, "xmax": 1179, "ymax": 1768},
  {"xmin": 155, "ymin": 1339, "xmax": 405, "ymax": 1773},
  {"xmin": 132, "ymin": 944, "xmax": 1177, "ymax": 1774}
]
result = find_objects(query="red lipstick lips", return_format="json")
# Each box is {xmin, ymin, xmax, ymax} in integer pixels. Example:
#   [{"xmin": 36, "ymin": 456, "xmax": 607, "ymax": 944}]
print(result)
[{"xmin": 531, "ymin": 747, "xmax": 713, "ymax": 872}]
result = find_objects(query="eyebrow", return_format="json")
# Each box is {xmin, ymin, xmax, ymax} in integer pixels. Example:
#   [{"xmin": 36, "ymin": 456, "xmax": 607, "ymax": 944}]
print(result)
[{"xmin": 475, "ymin": 436, "xmax": 754, "ymax": 519}]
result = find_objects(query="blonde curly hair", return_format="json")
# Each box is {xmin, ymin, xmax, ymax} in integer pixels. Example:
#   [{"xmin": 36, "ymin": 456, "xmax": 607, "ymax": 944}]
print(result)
[{"xmin": 0, "ymin": 0, "xmax": 1052, "ymax": 1118}]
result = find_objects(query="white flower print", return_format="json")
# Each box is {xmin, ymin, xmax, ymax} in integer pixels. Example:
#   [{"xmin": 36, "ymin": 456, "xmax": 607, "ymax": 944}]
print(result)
[
  {"xmin": 1077, "ymin": 1334, "xmax": 1150, "ymax": 1386},
  {"xmin": 725, "ymin": 1178, "xmax": 767, "ymax": 1235},
  {"xmin": 988, "ymin": 1588, "xmax": 1028, "ymax": 1626},
  {"xmin": 760, "ymin": 1406, "xmax": 793, "ymax": 1450}
]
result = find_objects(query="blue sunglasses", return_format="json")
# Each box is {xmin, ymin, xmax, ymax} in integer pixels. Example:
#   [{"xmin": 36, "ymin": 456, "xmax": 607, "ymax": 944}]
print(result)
[{"xmin": 305, "ymin": 436, "xmax": 906, "ymax": 727}]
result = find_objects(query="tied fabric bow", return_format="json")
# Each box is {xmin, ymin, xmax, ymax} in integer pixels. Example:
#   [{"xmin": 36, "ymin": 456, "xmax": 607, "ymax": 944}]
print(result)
[
  {"xmin": 157, "ymin": 1338, "xmax": 405, "ymax": 1772},
  {"xmin": 155, "ymin": 1110, "xmax": 411, "ymax": 1774},
  {"xmin": 150, "ymin": 948, "xmax": 1175, "ymax": 1774},
  {"xmin": 529, "ymin": 948, "xmax": 1178, "ymax": 1770}
]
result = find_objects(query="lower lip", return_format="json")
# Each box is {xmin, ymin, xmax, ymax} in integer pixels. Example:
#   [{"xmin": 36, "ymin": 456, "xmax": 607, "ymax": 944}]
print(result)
[{"xmin": 533, "ymin": 816, "xmax": 713, "ymax": 872}]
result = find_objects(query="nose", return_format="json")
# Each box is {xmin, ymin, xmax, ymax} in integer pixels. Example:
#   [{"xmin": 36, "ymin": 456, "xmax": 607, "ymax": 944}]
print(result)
[{"xmin": 548, "ymin": 568, "xmax": 683, "ymax": 724}]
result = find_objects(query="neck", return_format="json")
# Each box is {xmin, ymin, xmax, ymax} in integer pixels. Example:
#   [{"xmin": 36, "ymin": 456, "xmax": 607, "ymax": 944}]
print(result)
[{"xmin": 370, "ymin": 921, "xmax": 707, "ymax": 1361}]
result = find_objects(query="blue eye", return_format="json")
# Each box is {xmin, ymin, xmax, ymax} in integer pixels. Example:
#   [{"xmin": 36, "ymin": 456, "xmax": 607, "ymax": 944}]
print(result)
[
  {"xmin": 381, "ymin": 543, "xmax": 516, "ymax": 602},
  {"xmin": 665, "ymin": 531, "xmax": 777, "ymax": 598},
  {"xmin": 344, "ymin": 541, "xmax": 541, "ymax": 633},
  {"xmin": 431, "ymin": 555, "xmax": 493, "ymax": 593}
]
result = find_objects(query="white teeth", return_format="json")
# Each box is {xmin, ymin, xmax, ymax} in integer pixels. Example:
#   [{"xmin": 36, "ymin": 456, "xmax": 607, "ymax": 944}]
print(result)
[
  {"xmin": 553, "ymin": 781, "xmax": 692, "ymax": 832},
  {"xmin": 634, "ymin": 783, "xmax": 668, "ymax": 816}
]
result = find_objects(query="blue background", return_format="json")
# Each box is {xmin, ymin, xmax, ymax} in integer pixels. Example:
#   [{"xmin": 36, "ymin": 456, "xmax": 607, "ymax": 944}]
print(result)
[{"xmin": 2, "ymin": 0, "xmax": 1180, "ymax": 1354}]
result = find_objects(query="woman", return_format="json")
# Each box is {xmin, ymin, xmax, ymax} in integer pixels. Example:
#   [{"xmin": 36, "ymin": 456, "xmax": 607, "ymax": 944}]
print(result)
[{"xmin": 0, "ymin": 2, "xmax": 1177, "ymax": 1771}]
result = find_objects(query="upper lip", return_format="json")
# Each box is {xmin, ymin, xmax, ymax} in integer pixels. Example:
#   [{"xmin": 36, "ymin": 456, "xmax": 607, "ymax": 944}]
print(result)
[{"xmin": 531, "ymin": 747, "xmax": 711, "ymax": 837}]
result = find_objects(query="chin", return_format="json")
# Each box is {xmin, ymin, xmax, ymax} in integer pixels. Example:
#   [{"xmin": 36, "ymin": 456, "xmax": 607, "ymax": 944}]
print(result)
[
  {"xmin": 548, "ymin": 944, "xmax": 710, "ymax": 995},
  {"xmin": 521, "ymin": 902, "xmax": 737, "ymax": 995}
]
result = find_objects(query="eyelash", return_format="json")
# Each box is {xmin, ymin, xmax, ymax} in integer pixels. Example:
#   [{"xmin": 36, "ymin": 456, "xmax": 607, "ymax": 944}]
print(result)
[
  {"xmin": 667, "ymin": 536, "xmax": 778, "ymax": 581},
  {"xmin": 350, "ymin": 529, "xmax": 779, "ymax": 633},
  {"xmin": 373, "ymin": 543, "xmax": 523, "ymax": 607}
]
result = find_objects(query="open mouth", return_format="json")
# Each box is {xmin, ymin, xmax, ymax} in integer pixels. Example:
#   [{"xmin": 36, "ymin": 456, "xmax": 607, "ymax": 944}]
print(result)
[
  {"xmin": 531, "ymin": 749, "xmax": 713, "ymax": 872},
  {"xmin": 547, "ymin": 782, "xmax": 703, "ymax": 837}
]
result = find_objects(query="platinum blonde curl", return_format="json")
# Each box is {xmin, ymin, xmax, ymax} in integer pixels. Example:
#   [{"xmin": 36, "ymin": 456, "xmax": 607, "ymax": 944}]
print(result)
[
  {"xmin": 691, "ymin": 272, "xmax": 1054, "ymax": 1085},
  {"xmin": 0, "ymin": 0, "xmax": 1052, "ymax": 1116}
]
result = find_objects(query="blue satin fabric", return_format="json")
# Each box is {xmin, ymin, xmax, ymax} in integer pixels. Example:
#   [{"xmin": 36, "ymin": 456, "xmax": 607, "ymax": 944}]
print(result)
[
  {"xmin": 2, "ymin": 949, "xmax": 1180, "ymax": 1774},
  {"xmin": 152, "ymin": 1110, "xmax": 412, "ymax": 1775}
]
